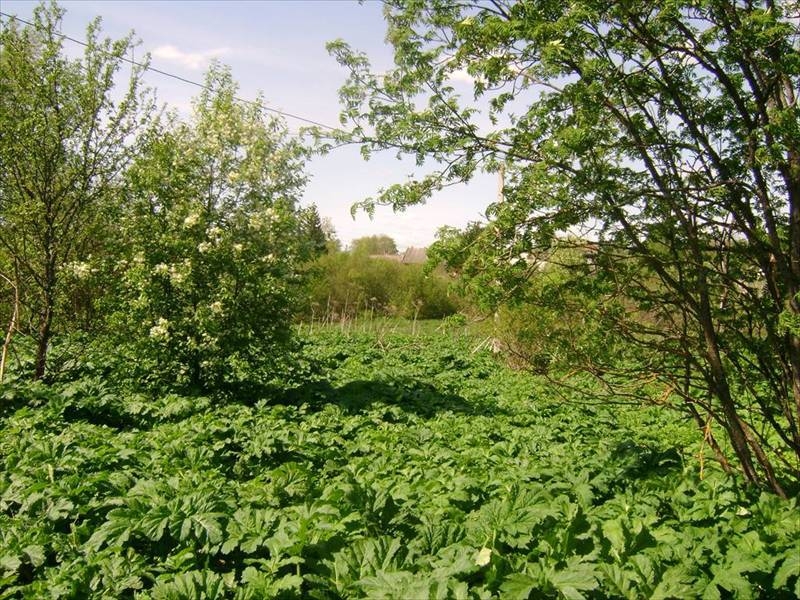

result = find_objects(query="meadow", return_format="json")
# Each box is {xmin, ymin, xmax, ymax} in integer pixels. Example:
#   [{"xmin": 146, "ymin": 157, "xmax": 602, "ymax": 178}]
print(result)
[
  {"xmin": 1, "ymin": 328, "xmax": 797, "ymax": 598},
  {"xmin": 2, "ymin": 3, "xmax": 799, "ymax": 597}
]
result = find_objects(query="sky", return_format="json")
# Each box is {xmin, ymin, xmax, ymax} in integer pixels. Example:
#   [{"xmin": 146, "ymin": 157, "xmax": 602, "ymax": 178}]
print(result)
[{"xmin": 1, "ymin": 0, "xmax": 496, "ymax": 251}]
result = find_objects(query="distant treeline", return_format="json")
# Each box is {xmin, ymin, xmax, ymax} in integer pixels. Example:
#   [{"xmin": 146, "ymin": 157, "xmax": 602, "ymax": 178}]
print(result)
[{"xmin": 303, "ymin": 235, "xmax": 460, "ymax": 322}]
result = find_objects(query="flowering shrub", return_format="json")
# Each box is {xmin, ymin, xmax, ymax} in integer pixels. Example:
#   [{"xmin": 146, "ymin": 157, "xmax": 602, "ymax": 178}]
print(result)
[{"xmin": 110, "ymin": 65, "xmax": 308, "ymax": 392}]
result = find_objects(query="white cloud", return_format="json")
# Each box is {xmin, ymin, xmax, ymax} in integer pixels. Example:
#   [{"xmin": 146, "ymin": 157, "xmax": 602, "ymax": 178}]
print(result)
[
  {"xmin": 448, "ymin": 68, "xmax": 476, "ymax": 85},
  {"xmin": 151, "ymin": 44, "xmax": 231, "ymax": 70}
]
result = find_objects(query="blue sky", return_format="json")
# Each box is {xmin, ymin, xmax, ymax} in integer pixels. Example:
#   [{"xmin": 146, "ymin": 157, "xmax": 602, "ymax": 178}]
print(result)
[{"xmin": 2, "ymin": 0, "xmax": 494, "ymax": 250}]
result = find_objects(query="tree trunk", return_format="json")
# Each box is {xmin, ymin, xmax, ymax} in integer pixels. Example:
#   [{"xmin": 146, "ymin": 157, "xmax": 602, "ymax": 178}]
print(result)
[
  {"xmin": 33, "ymin": 257, "xmax": 56, "ymax": 381},
  {"xmin": 34, "ymin": 304, "xmax": 53, "ymax": 381},
  {"xmin": 740, "ymin": 418, "xmax": 787, "ymax": 499},
  {"xmin": 774, "ymin": 61, "xmax": 800, "ymax": 467},
  {"xmin": 784, "ymin": 147, "xmax": 800, "ymax": 464},
  {"xmin": 0, "ymin": 269, "xmax": 20, "ymax": 383},
  {"xmin": 705, "ymin": 342, "xmax": 761, "ymax": 486},
  {"xmin": 685, "ymin": 401, "xmax": 732, "ymax": 475},
  {"xmin": 695, "ymin": 261, "xmax": 762, "ymax": 487},
  {"xmin": 699, "ymin": 306, "xmax": 786, "ymax": 495}
]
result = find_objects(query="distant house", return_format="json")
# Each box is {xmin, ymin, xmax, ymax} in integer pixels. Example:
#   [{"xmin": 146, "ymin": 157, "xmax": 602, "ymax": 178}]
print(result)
[
  {"xmin": 370, "ymin": 247, "xmax": 428, "ymax": 265},
  {"xmin": 400, "ymin": 247, "xmax": 427, "ymax": 264}
]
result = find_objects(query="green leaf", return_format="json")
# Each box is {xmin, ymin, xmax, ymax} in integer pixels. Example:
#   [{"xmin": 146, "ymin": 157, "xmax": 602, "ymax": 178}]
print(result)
[
  {"xmin": 22, "ymin": 545, "xmax": 45, "ymax": 568},
  {"xmin": 46, "ymin": 497, "xmax": 74, "ymax": 521},
  {"xmin": 773, "ymin": 549, "xmax": 800, "ymax": 594},
  {"xmin": 549, "ymin": 557, "xmax": 599, "ymax": 599},
  {"xmin": 0, "ymin": 556, "xmax": 21, "ymax": 575},
  {"xmin": 599, "ymin": 563, "xmax": 637, "ymax": 600},
  {"xmin": 191, "ymin": 513, "xmax": 225, "ymax": 545},
  {"xmin": 221, "ymin": 538, "xmax": 239, "ymax": 555},
  {"xmin": 151, "ymin": 569, "xmax": 228, "ymax": 599},
  {"xmin": 652, "ymin": 565, "xmax": 701, "ymax": 600},
  {"xmin": 475, "ymin": 546, "xmax": 492, "ymax": 566},
  {"xmin": 602, "ymin": 518, "xmax": 626, "ymax": 555},
  {"xmin": 500, "ymin": 573, "xmax": 539, "ymax": 599},
  {"xmin": 87, "ymin": 508, "xmax": 134, "ymax": 551},
  {"xmin": 141, "ymin": 505, "xmax": 171, "ymax": 542},
  {"xmin": 273, "ymin": 574, "xmax": 304, "ymax": 592}
]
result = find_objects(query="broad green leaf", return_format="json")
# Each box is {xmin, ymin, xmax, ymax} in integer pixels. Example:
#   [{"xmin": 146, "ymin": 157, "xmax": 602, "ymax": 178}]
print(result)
[
  {"xmin": 500, "ymin": 573, "xmax": 539, "ymax": 599},
  {"xmin": 151, "ymin": 570, "xmax": 229, "ymax": 600},
  {"xmin": 0, "ymin": 556, "xmax": 21, "ymax": 574},
  {"xmin": 602, "ymin": 518, "xmax": 626, "ymax": 555},
  {"xmin": 549, "ymin": 557, "xmax": 599, "ymax": 599},
  {"xmin": 21, "ymin": 546, "xmax": 45, "ymax": 568},
  {"xmin": 475, "ymin": 546, "xmax": 492, "ymax": 566},
  {"xmin": 652, "ymin": 566, "xmax": 701, "ymax": 600},
  {"xmin": 774, "ymin": 549, "xmax": 800, "ymax": 594}
]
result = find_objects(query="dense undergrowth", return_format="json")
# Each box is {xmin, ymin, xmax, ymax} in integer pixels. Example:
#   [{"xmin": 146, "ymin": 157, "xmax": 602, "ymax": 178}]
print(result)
[{"xmin": 1, "ymin": 330, "xmax": 798, "ymax": 598}]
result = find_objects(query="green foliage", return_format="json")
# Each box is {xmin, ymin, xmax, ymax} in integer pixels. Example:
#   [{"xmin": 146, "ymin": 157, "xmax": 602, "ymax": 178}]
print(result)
[
  {"xmin": 326, "ymin": 0, "xmax": 800, "ymax": 493},
  {"xmin": 297, "ymin": 204, "xmax": 334, "ymax": 258},
  {"xmin": 0, "ymin": 2, "xmax": 153, "ymax": 379},
  {"xmin": 349, "ymin": 235, "xmax": 398, "ymax": 256},
  {"xmin": 108, "ymin": 64, "xmax": 308, "ymax": 393},
  {"xmin": 306, "ymin": 249, "xmax": 459, "ymax": 321},
  {"xmin": 1, "ymin": 330, "xmax": 798, "ymax": 598},
  {"xmin": 394, "ymin": 263, "xmax": 458, "ymax": 319}
]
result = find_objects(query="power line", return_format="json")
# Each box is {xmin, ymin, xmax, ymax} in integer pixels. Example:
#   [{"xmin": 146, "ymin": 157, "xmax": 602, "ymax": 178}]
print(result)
[{"xmin": 0, "ymin": 11, "xmax": 341, "ymax": 132}]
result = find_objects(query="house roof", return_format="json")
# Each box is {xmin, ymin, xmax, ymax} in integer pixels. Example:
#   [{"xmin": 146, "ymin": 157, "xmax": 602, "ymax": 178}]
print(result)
[
  {"xmin": 369, "ymin": 247, "xmax": 428, "ymax": 264},
  {"xmin": 401, "ymin": 247, "xmax": 427, "ymax": 264}
]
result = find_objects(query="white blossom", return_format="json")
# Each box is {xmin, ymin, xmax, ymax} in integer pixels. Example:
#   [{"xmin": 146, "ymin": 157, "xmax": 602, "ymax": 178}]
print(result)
[
  {"xmin": 183, "ymin": 211, "xmax": 201, "ymax": 228},
  {"xmin": 149, "ymin": 317, "xmax": 170, "ymax": 340},
  {"xmin": 169, "ymin": 265, "xmax": 186, "ymax": 285},
  {"xmin": 208, "ymin": 226, "xmax": 223, "ymax": 242},
  {"xmin": 67, "ymin": 261, "xmax": 92, "ymax": 280}
]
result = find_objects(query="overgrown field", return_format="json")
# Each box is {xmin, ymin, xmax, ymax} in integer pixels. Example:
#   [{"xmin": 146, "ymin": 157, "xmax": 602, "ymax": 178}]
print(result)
[{"xmin": 1, "ymin": 331, "xmax": 798, "ymax": 598}]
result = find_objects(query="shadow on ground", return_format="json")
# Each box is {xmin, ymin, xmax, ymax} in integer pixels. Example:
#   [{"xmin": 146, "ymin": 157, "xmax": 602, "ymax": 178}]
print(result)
[
  {"xmin": 48, "ymin": 374, "xmax": 507, "ymax": 430},
  {"xmin": 278, "ymin": 377, "xmax": 508, "ymax": 419}
]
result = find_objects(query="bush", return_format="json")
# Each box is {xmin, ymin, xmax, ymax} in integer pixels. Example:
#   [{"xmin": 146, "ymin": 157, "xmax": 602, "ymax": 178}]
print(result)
[
  {"xmin": 305, "ymin": 251, "xmax": 459, "ymax": 322},
  {"xmin": 108, "ymin": 66, "xmax": 308, "ymax": 393}
]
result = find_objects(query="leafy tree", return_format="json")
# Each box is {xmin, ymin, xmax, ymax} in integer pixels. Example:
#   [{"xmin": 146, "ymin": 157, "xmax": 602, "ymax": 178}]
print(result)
[
  {"xmin": 111, "ymin": 64, "xmax": 307, "ymax": 393},
  {"xmin": 0, "ymin": 2, "xmax": 152, "ymax": 380},
  {"xmin": 350, "ymin": 234, "xmax": 398, "ymax": 255},
  {"xmin": 327, "ymin": 0, "xmax": 800, "ymax": 494}
]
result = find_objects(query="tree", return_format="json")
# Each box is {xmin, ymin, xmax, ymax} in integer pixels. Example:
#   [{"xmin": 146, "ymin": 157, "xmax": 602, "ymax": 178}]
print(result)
[
  {"xmin": 350, "ymin": 234, "xmax": 398, "ymax": 255},
  {"xmin": 298, "ymin": 203, "xmax": 332, "ymax": 257},
  {"xmin": 327, "ymin": 0, "xmax": 800, "ymax": 494},
  {"xmin": 320, "ymin": 217, "xmax": 341, "ymax": 253},
  {"xmin": 0, "ymin": 2, "xmax": 152, "ymax": 379},
  {"xmin": 112, "ymin": 64, "xmax": 307, "ymax": 393}
]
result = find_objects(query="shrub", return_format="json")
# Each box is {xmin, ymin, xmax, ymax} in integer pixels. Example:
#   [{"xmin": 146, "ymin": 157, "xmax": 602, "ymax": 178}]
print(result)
[{"xmin": 108, "ymin": 65, "xmax": 308, "ymax": 393}]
